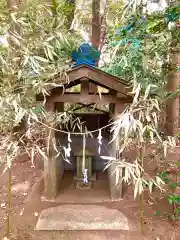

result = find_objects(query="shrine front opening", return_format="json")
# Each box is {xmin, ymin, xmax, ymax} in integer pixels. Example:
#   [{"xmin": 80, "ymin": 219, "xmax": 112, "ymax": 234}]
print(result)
[{"xmin": 56, "ymin": 112, "xmax": 110, "ymax": 181}]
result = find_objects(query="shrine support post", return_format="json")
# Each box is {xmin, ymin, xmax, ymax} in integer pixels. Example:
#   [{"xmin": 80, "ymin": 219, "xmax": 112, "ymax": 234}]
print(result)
[
  {"xmin": 108, "ymin": 101, "xmax": 124, "ymax": 200},
  {"xmin": 44, "ymin": 100, "xmax": 64, "ymax": 199}
]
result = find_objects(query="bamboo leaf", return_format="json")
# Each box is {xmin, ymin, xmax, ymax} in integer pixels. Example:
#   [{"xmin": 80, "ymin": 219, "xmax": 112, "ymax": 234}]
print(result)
[
  {"xmin": 34, "ymin": 56, "xmax": 49, "ymax": 63},
  {"xmin": 133, "ymin": 83, "xmax": 141, "ymax": 103},
  {"xmin": 148, "ymin": 181, "xmax": 154, "ymax": 194},
  {"xmin": 134, "ymin": 178, "xmax": 139, "ymax": 199},
  {"xmin": 163, "ymin": 141, "xmax": 168, "ymax": 157},
  {"xmin": 47, "ymin": 46, "xmax": 54, "ymax": 61},
  {"xmin": 103, "ymin": 161, "xmax": 113, "ymax": 172},
  {"xmin": 9, "ymin": 35, "xmax": 20, "ymax": 46},
  {"xmin": 10, "ymin": 13, "xmax": 17, "ymax": 23},
  {"xmin": 31, "ymin": 147, "xmax": 35, "ymax": 168},
  {"xmin": 143, "ymin": 85, "xmax": 151, "ymax": 100},
  {"xmin": 101, "ymin": 156, "xmax": 116, "ymax": 161}
]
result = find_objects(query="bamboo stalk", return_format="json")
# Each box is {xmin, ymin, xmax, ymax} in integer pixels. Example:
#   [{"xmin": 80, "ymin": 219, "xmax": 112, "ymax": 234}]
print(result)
[
  {"xmin": 139, "ymin": 144, "xmax": 145, "ymax": 233},
  {"xmin": 6, "ymin": 167, "xmax": 12, "ymax": 238},
  {"xmin": 140, "ymin": 193, "xmax": 144, "ymax": 233}
]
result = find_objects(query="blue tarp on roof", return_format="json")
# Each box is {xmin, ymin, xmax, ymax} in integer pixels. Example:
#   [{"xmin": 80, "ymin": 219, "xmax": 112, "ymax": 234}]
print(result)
[{"xmin": 72, "ymin": 43, "xmax": 100, "ymax": 67}]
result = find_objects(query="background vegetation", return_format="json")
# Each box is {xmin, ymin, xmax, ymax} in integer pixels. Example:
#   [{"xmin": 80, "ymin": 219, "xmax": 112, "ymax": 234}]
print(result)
[{"xmin": 0, "ymin": 0, "xmax": 179, "ymax": 237}]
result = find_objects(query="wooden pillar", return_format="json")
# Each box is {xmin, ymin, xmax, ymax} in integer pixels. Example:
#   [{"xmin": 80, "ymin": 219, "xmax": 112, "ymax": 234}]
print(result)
[
  {"xmin": 109, "ymin": 90, "xmax": 116, "ymax": 118},
  {"xmin": 55, "ymin": 102, "xmax": 64, "ymax": 112},
  {"xmin": 108, "ymin": 101, "xmax": 124, "ymax": 200},
  {"xmin": 44, "ymin": 100, "xmax": 64, "ymax": 199},
  {"xmin": 81, "ymin": 78, "xmax": 89, "ymax": 95},
  {"xmin": 81, "ymin": 78, "xmax": 99, "ymax": 109},
  {"xmin": 89, "ymin": 83, "xmax": 97, "ymax": 94}
]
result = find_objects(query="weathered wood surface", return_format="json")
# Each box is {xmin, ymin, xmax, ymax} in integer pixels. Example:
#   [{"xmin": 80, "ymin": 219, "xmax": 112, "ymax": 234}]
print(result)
[
  {"xmin": 48, "ymin": 93, "xmax": 132, "ymax": 105},
  {"xmin": 36, "ymin": 65, "xmax": 132, "ymax": 200},
  {"xmin": 44, "ymin": 101, "xmax": 64, "ymax": 199},
  {"xmin": 66, "ymin": 66, "xmax": 131, "ymax": 94},
  {"xmin": 36, "ymin": 65, "xmax": 132, "ymax": 102},
  {"xmin": 108, "ymin": 102, "xmax": 124, "ymax": 200}
]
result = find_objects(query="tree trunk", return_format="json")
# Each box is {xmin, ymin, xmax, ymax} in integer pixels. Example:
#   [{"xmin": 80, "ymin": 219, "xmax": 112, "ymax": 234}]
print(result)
[
  {"xmin": 7, "ymin": 0, "xmax": 21, "ymax": 9},
  {"xmin": 99, "ymin": 0, "xmax": 107, "ymax": 53},
  {"xmin": 91, "ymin": 0, "xmax": 101, "ymax": 51},
  {"xmin": 165, "ymin": 49, "xmax": 180, "ymax": 136},
  {"xmin": 164, "ymin": 0, "xmax": 179, "ymax": 136}
]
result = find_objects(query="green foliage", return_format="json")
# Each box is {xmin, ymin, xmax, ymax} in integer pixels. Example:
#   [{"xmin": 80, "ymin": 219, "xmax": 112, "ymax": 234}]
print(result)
[
  {"xmin": 106, "ymin": 0, "xmax": 124, "ymax": 27},
  {"xmin": 168, "ymin": 194, "xmax": 180, "ymax": 205},
  {"xmin": 176, "ymin": 132, "xmax": 180, "ymax": 140},
  {"xmin": 0, "ymin": 1, "xmax": 82, "ymax": 162},
  {"xmin": 154, "ymin": 210, "xmax": 162, "ymax": 217},
  {"xmin": 160, "ymin": 170, "xmax": 180, "ymax": 189},
  {"xmin": 0, "ymin": 2, "xmax": 80, "ymax": 82},
  {"xmin": 102, "ymin": 5, "xmax": 175, "ymax": 93},
  {"xmin": 147, "ymin": 13, "xmax": 166, "ymax": 33},
  {"xmin": 165, "ymin": 5, "xmax": 180, "ymax": 24},
  {"xmin": 158, "ymin": 167, "xmax": 180, "ymax": 221},
  {"xmin": 176, "ymin": 160, "xmax": 180, "ymax": 167},
  {"xmin": 168, "ymin": 194, "xmax": 180, "ymax": 221},
  {"xmin": 51, "ymin": 0, "xmax": 76, "ymax": 28}
]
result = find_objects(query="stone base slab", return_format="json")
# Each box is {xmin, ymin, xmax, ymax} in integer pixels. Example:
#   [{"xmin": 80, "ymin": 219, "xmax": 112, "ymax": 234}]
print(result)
[{"xmin": 35, "ymin": 204, "xmax": 129, "ymax": 231}]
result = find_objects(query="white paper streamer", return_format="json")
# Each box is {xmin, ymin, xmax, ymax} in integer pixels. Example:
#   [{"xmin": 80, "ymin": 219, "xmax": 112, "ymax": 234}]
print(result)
[
  {"xmin": 82, "ymin": 135, "xmax": 86, "ymax": 172},
  {"xmin": 97, "ymin": 129, "xmax": 102, "ymax": 154}
]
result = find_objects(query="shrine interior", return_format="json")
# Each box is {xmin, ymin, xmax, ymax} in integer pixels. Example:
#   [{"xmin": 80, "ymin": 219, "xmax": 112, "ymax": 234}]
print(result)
[{"xmin": 55, "ymin": 112, "xmax": 111, "ymax": 174}]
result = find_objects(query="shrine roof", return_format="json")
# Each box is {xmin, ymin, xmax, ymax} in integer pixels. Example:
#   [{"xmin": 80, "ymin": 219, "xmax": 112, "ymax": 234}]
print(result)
[
  {"xmin": 50, "ymin": 64, "xmax": 131, "ymax": 93},
  {"xmin": 36, "ymin": 64, "xmax": 133, "ymax": 103}
]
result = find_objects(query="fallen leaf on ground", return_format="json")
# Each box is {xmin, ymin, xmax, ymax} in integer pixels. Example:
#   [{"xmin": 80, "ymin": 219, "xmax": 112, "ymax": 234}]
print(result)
[
  {"xmin": 34, "ymin": 212, "xmax": 38, "ymax": 217},
  {"xmin": 20, "ymin": 208, "xmax": 25, "ymax": 216},
  {"xmin": 1, "ymin": 203, "xmax": 6, "ymax": 208}
]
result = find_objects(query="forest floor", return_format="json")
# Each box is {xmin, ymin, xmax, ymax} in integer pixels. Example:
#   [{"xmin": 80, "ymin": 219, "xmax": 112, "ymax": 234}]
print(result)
[{"xmin": 0, "ymin": 146, "xmax": 180, "ymax": 240}]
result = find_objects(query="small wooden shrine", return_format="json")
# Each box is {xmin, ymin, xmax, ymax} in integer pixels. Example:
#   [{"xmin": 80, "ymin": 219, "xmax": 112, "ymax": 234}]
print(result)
[{"xmin": 36, "ymin": 64, "xmax": 132, "ymax": 200}]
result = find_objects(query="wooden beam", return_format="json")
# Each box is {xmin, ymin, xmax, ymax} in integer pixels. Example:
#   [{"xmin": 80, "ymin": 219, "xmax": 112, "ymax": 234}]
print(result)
[
  {"xmin": 37, "ymin": 92, "xmax": 132, "ymax": 104},
  {"xmin": 71, "ymin": 103, "xmax": 94, "ymax": 112},
  {"xmin": 50, "ymin": 93, "xmax": 130, "ymax": 104},
  {"xmin": 80, "ymin": 103, "xmax": 109, "ymax": 114}
]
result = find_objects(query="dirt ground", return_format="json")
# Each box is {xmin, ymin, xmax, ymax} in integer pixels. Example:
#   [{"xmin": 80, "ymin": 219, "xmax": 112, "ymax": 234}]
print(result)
[{"xmin": 0, "ymin": 148, "xmax": 180, "ymax": 240}]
